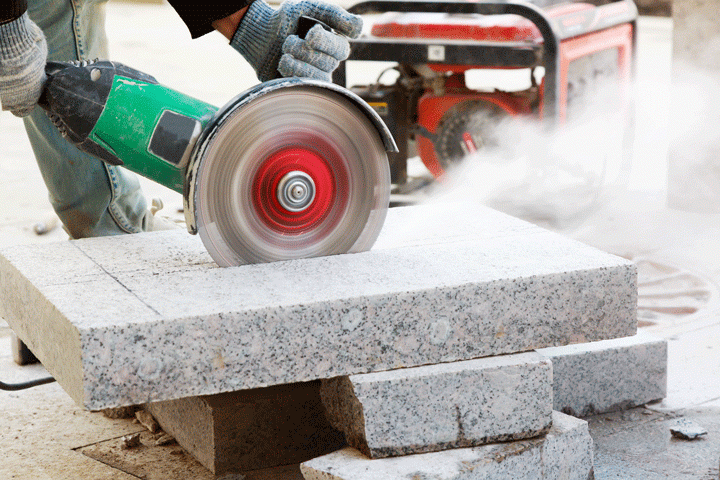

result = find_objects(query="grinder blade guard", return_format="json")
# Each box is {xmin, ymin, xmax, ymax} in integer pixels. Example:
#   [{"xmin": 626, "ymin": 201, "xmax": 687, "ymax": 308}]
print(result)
[{"xmin": 190, "ymin": 82, "xmax": 392, "ymax": 266}]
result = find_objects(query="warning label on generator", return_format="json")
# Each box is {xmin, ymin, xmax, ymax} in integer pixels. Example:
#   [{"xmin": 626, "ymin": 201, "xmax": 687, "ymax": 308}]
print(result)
[{"xmin": 368, "ymin": 102, "xmax": 389, "ymax": 116}]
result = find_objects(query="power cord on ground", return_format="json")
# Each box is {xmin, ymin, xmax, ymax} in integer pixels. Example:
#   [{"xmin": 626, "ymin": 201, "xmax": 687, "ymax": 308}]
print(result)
[{"xmin": 0, "ymin": 376, "xmax": 56, "ymax": 391}]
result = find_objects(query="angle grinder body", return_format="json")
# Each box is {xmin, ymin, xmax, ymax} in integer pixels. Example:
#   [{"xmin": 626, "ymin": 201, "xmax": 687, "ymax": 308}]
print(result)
[{"xmin": 38, "ymin": 60, "xmax": 395, "ymax": 266}]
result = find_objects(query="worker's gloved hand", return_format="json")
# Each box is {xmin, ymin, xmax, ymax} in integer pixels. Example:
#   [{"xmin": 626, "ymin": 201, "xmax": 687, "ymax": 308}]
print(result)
[
  {"xmin": 0, "ymin": 13, "xmax": 47, "ymax": 117},
  {"xmin": 230, "ymin": 0, "xmax": 362, "ymax": 82}
]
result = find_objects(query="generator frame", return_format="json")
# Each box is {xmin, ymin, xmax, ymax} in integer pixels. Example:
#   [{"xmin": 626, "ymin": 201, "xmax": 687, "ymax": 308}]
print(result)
[{"xmin": 333, "ymin": 0, "xmax": 639, "ymax": 186}]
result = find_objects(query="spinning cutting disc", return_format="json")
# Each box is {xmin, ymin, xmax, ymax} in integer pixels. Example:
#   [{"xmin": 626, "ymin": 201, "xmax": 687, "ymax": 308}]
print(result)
[{"xmin": 194, "ymin": 86, "xmax": 391, "ymax": 267}]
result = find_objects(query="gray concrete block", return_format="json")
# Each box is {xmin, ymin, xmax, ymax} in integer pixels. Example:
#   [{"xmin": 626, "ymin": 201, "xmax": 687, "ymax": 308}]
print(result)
[
  {"xmin": 0, "ymin": 203, "xmax": 636, "ymax": 409},
  {"xmin": 300, "ymin": 411, "xmax": 593, "ymax": 480},
  {"xmin": 320, "ymin": 352, "xmax": 553, "ymax": 458},
  {"xmin": 144, "ymin": 381, "xmax": 345, "ymax": 474},
  {"xmin": 538, "ymin": 332, "xmax": 667, "ymax": 417}
]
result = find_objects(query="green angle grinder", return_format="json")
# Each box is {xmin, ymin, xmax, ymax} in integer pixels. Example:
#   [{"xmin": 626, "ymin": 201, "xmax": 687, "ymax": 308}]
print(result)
[{"xmin": 38, "ymin": 59, "xmax": 395, "ymax": 267}]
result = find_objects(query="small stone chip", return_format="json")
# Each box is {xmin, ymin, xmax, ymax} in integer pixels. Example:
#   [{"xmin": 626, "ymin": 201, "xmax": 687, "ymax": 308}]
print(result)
[
  {"xmin": 101, "ymin": 405, "xmax": 140, "ymax": 419},
  {"xmin": 670, "ymin": 419, "xmax": 708, "ymax": 440},
  {"xmin": 33, "ymin": 217, "xmax": 58, "ymax": 236},
  {"xmin": 121, "ymin": 433, "xmax": 142, "ymax": 449},
  {"xmin": 153, "ymin": 433, "xmax": 176, "ymax": 446},
  {"xmin": 135, "ymin": 410, "xmax": 161, "ymax": 433}
]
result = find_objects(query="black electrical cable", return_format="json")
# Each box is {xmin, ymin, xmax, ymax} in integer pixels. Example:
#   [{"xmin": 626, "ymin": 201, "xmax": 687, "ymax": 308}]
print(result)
[{"xmin": 0, "ymin": 376, "xmax": 56, "ymax": 391}]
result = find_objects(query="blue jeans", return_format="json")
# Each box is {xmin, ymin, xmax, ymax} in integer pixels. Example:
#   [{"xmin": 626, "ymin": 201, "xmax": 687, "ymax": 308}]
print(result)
[{"xmin": 24, "ymin": 0, "xmax": 147, "ymax": 238}]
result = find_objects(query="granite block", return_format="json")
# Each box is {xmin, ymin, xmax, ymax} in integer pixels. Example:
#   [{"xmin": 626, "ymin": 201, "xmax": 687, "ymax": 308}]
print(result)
[
  {"xmin": 538, "ymin": 332, "xmax": 667, "ymax": 417},
  {"xmin": 320, "ymin": 352, "xmax": 553, "ymax": 458},
  {"xmin": 0, "ymin": 203, "xmax": 636, "ymax": 409},
  {"xmin": 300, "ymin": 411, "xmax": 594, "ymax": 480},
  {"xmin": 145, "ymin": 381, "xmax": 345, "ymax": 474}
]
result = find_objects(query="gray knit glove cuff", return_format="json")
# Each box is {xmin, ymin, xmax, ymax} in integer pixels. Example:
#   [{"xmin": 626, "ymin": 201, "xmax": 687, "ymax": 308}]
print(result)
[
  {"xmin": 230, "ymin": 0, "xmax": 362, "ymax": 82},
  {"xmin": 0, "ymin": 13, "xmax": 47, "ymax": 117}
]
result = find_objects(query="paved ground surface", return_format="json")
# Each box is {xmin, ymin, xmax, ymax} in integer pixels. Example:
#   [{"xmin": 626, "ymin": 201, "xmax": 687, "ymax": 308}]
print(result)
[{"xmin": 1, "ymin": 1, "xmax": 719, "ymax": 478}]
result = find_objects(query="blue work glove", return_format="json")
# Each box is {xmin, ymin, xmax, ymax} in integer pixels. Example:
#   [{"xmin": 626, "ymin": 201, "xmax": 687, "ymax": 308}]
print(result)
[
  {"xmin": 230, "ymin": 0, "xmax": 362, "ymax": 82},
  {"xmin": 0, "ymin": 13, "xmax": 47, "ymax": 117}
]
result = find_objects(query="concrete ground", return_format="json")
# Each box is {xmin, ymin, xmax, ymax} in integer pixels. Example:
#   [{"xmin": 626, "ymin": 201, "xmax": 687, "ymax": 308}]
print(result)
[{"xmin": 1, "ymin": 1, "xmax": 719, "ymax": 478}]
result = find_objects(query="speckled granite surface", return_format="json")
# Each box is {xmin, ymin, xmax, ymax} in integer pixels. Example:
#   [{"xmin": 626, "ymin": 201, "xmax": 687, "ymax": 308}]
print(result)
[
  {"xmin": 320, "ymin": 352, "xmax": 553, "ymax": 458},
  {"xmin": 538, "ymin": 332, "xmax": 667, "ymax": 417},
  {"xmin": 300, "ymin": 411, "xmax": 594, "ymax": 480},
  {"xmin": 0, "ymin": 203, "xmax": 636, "ymax": 409}
]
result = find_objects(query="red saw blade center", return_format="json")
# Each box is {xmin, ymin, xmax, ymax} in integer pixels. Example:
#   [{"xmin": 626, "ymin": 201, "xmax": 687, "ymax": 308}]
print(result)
[{"xmin": 252, "ymin": 147, "xmax": 337, "ymax": 233}]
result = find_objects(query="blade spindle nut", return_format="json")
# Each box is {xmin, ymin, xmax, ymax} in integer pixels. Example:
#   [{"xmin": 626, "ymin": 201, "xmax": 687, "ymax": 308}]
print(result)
[{"xmin": 277, "ymin": 171, "xmax": 316, "ymax": 212}]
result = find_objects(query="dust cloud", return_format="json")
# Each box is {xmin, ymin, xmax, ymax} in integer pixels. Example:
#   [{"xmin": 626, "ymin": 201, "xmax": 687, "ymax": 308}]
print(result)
[
  {"xmin": 667, "ymin": 62, "xmax": 720, "ymax": 212},
  {"xmin": 424, "ymin": 60, "xmax": 720, "ymax": 226},
  {"xmin": 426, "ymin": 80, "xmax": 629, "ymax": 227}
]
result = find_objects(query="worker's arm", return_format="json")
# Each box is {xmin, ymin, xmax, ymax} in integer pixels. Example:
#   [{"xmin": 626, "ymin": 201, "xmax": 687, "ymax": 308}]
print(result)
[
  {"xmin": 167, "ymin": 0, "xmax": 362, "ymax": 83},
  {"xmin": 166, "ymin": 2, "xmax": 255, "ymax": 38},
  {"xmin": 229, "ymin": 0, "xmax": 362, "ymax": 82},
  {"xmin": 211, "ymin": 8, "xmax": 250, "ymax": 40},
  {"xmin": 0, "ymin": 0, "xmax": 48, "ymax": 117},
  {"xmin": 1, "ymin": 0, "xmax": 28, "ymax": 24}
]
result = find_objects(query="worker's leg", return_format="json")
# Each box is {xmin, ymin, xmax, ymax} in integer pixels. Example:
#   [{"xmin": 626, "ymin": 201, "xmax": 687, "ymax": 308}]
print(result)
[{"xmin": 23, "ymin": 0, "xmax": 148, "ymax": 238}]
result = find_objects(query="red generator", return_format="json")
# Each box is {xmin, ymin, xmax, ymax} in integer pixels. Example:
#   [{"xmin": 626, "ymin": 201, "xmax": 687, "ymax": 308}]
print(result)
[{"xmin": 333, "ymin": 0, "xmax": 637, "ymax": 190}]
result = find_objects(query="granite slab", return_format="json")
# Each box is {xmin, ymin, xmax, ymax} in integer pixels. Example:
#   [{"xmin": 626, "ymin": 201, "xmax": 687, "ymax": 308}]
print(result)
[
  {"xmin": 320, "ymin": 352, "xmax": 553, "ymax": 458},
  {"xmin": 300, "ymin": 411, "xmax": 594, "ymax": 480},
  {"xmin": 538, "ymin": 332, "xmax": 667, "ymax": 417},
  {"xmin": 145, "ymin": 381, "xmax": 344, "ymax": 474},
  {"xmin": 0, "ymin": 202, "xmax": 636, "ymax": 409}
]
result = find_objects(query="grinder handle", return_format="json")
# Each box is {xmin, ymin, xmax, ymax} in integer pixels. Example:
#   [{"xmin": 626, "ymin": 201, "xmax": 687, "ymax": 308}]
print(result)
[
  {"xmin": 36, "ymin": 60, "xmax": 160, "ymax": 166},
  {"xmin": 44, "ymin": 61, "xmax": 73, "ymax": 78},
  {"xmin": 37, "ymin": 61, "xmax": 75, "ymax": 110}
]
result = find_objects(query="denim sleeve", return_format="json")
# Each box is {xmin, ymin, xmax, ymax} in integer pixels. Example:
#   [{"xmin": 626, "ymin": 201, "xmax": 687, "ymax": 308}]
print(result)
[
  {"xmin": 167, "ymin": 0, "xmax": 255, "ymax": 38},
  {"xmin": 1, "ymin": 0, "xmax": 27, "ymax": 25}
]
